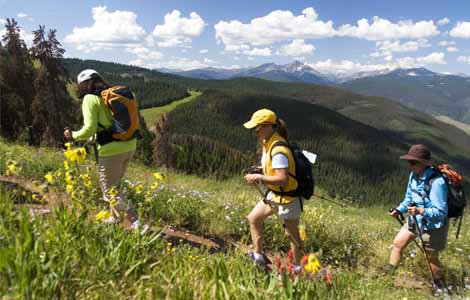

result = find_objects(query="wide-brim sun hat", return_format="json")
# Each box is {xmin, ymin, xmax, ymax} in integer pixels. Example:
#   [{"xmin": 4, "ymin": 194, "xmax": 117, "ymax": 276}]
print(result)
[
  {"xmin": 399, "ymin": 144, "xmax": 434, "ymax": 166},
  {"xmin": 243, "ymin": 109, "xmax": 277, "ymax": 129}
]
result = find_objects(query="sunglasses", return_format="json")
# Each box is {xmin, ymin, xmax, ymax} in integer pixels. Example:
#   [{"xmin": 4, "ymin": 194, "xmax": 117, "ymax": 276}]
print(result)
[{"xmin": 408, "ymin": 160, "xmax": 420, "ymax": 166}]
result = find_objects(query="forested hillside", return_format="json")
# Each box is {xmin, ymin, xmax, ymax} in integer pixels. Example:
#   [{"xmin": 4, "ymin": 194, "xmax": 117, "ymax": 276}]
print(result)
[
  {"xmin": 162, "ymin": 90, "xmax": 413, "ymax": 205},
  {"xmin": 63, "ymin": 59, "xmax": 189, "ymax": 109}
]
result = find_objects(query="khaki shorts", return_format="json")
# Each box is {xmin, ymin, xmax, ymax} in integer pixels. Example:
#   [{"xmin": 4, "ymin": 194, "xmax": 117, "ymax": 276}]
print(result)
[
  {"xmin": 265, "ymin": 192, "xmax": 302, "ymax": 220},
  {"xmin": 406, "ymin": 221, "xmax": 449, "ymax": 252}
]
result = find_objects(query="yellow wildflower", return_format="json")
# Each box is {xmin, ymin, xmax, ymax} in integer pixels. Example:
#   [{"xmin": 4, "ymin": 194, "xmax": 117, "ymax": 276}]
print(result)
[
  {"xmin": 64, "ymin": 142, "xmax": 72, "ymax": 151},
  {"xmin": 66, "ymin": 184, "xmax": 74, "ymax": 194},
  {"xmin": 95, "ymin": 210, "xmax": 112, "ymax": 221},
  {"xmin": 31, "ymin": 194, "xmax": 39, "ymax": 202},
  {"xmin": 65, "ymin": 173, "xmax": 74, "ymax": 185},
  {"xmin": 153, "ymin": 172, "xmax": 167, "ymax": 183},
  {"xmin": 63, "ymin": 161, "xmax": 70, "ymax": 170},
  {"xmin": 5, "ymin": 160, "xmax": 18, "ymax": 176},
  {"xmin": 134, "ymin": 184, "xmax": 144, "ymax": 194},
  {"xmin": 75, "ymin": 148, "xmax": 87, "ymax": 163},
  {"xmin": 44, "ymin": 172, "xmax": 54, "ymax": 184},
  {"xmin": 304, "ymin": 254, "xmax": 321, "ymax": 274}
]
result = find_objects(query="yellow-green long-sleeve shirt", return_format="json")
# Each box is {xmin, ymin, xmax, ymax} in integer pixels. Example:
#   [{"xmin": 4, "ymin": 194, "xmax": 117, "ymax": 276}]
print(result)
[{"xmin": 72, "ymin": 94, "xmax": 136, "ymax": 157}]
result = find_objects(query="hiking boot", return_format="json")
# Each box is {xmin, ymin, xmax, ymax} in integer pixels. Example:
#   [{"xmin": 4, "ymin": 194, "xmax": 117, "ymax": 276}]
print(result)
[
  {"xmin": 432, "ymin": 280, "xmax": 450, "ymax": 297},
  {"xmin": 380, "ymin": 264, "xmax": 397, "ymax": 276},
  {"xmin": 248, "ymin": 252, "xmax": 267, "ymax": 266},
  {"xmin": 130, "ymin": 220, "xmax": 150, "ymax": 235}
]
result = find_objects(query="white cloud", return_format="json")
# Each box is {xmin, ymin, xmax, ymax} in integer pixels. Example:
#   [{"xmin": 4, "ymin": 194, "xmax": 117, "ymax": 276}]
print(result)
[
  {"xmin": 278, "ymin": 39, "xmax": 315, "ymax": 56},
  {"xmin": 17, "ymin": 13, "xmax": 28, "ymax": 18},
  {"xmin": 215, "ymin": 7, "xmax": 335, "ymax": 50},
  {"xmin": 153, "ymin": 10, "xmax": 205, "ymax": 48},
  {"xmin": 376, "ymin": 39, "xmax": 430, "ymax": 53},
  {"xmin": 126, "ymin": 46, "xmax": 163, "ymax": 60},
  {"xmin": 437, "ymin": 18, "xmax": 450, "ymax": 26},
  {"xmin": 450, "ymin": 22, "xmax": 470, "ymax": 38},
  {"xmin": 309, "ymin": 52, "xmax": 446, "ymax": 78},
  {"xmin": 438, "ymin": 40, "xmax": 455, "ymax": 47},
  {"xmin": 396, "ymin": 52, "xmax": 446, "ymax": 67},
  {"xmin": 457, "ymin": 56, "xmax": 470, "ymax": 63},
  {"xmin": 338, "ymin": 17, "xmax": 439, "ymax": 41},
  {"xmin": 447, "ymin": 46, "xmax": 459, "ymax": 52},
  {"xmin": 309, "ymin": 59, "xmax": 390, "ymax": 76},
  {"xmin": 130, "ymin": 57, "xmax": 210, "ymax": 71},
  {"xmin": 243, "ymin": 47, "xmax": 272, "ymax": 56},
  {"xmin": 0, "ymin": 18, "xmax": 5, "ymax": 24},
  {"xmin": 199, "ymin": 49, "xmax": 208, "ymax": 54},
  {"xmin": 64, "ymin": 6, "xmax": 147, "ymax": 52}
]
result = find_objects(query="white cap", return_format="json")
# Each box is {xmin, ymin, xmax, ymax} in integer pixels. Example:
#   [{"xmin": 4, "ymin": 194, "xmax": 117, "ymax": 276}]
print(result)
[{"xmin": 77, "ymin": 69, "xmax": 99, "ymax": 84}]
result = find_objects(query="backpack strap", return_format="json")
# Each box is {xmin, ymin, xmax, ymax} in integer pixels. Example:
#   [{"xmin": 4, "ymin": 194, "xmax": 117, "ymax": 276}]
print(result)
[
  {"xmin": 269, "ymin": 141, "xmax": 296, "ymax": 179},
  {"xmin": 410, "ymin": 169, "xmax": 442, "ymax": 201}
]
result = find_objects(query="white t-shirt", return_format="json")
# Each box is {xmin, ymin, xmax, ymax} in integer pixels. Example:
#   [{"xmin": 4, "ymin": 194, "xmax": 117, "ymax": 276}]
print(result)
[{"xmin": 261, "ymin": 151, "xmax": 289, "ymax": 169}]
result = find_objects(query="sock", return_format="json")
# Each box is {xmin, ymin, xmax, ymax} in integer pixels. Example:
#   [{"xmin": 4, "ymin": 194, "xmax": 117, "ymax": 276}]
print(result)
[{"xmin": 253, "ymin": 252, "xmax": 265, "ymax": 263}]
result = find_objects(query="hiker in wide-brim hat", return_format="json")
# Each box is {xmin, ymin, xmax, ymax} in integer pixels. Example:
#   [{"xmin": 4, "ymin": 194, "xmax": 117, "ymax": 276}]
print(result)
[
  {"xmin": 243, "ymin": 109, "xmax": 303, "ymax": 273},
  {"xmin": 387, "ymin": 144, "xmax": 449, "ymax": 294}
]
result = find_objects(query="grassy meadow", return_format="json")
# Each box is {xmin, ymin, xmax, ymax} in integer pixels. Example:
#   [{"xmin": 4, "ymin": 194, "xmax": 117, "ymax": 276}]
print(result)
[{"xmin": 0, "ymin": 141, "xmax": 469, "ymax": 300}]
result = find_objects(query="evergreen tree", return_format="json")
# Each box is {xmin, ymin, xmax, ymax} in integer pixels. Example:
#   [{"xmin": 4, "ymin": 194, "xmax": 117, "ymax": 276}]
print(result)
[
  {"xmin": 30, "ymin": 25, "xmax": 77, "ymax": 146},
  {"xmin": 135, "ymin": 115, "xmax": 156, "ymax": 166},
  {"xmin": 0, "ymin": 18, "xmax": 34, "ymax": 141}
]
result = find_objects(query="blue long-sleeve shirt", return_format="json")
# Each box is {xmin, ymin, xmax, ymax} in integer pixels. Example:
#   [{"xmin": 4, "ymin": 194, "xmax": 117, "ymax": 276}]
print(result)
[{"xmin": 396, "ymin": 167, "xmax": 448, "ymax": 231}]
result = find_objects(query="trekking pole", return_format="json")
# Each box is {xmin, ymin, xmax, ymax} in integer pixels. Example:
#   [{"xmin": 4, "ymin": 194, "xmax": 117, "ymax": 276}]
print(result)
[
  {"xmin": 313, "ymin": 193, "xmax": 348, "ymax": 208},
  {"xmin": 409, "ymin": 203, "xmax": 436, "ymax": 286},
  {"xmin": 389, "ymin": 208, "xmax": 426, "ymax": 254}
]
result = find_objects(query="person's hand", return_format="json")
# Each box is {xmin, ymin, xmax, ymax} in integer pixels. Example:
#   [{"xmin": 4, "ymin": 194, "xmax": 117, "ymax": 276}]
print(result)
[
  {"xmin": 245, "ymin": 173, "xmax": 263, "ymax": 184},
  {"xmin": 408, "ymin": 206, "xmax": 424, "ymax": 216},
  {"xmin": 63, "ymin": 127, "xmax": 73, "ymax": 141},
  {"xmin": 389, "ymin": 208, "xmax": 399, "ymax": 218}
]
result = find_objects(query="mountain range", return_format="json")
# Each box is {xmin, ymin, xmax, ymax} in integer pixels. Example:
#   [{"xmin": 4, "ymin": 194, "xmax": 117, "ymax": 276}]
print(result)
[
  {"xmin": 157, "ymin": 60, "xmax": 396, "ymax": 84},
  {"xmin": 159, "ymin": 61, "xmax": 470, "ymax": 124}
]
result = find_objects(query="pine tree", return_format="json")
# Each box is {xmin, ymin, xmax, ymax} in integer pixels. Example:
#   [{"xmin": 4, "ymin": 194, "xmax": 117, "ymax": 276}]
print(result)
[
  {"xmin": 0, "ymin": 18, "xmax": 34, "ymax": 141},
  {"xmin": 30, "ymin": 25, "xmax": 77, "ymax": 146}
]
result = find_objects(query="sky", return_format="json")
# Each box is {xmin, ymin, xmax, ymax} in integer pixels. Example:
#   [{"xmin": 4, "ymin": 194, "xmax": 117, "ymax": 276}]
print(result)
[{"xmin": 1, "ymin": 0, "xmax": 470, "ymax": 76}]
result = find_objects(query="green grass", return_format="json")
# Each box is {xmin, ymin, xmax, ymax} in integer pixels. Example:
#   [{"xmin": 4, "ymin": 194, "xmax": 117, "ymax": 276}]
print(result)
[
  {"xmin": 436, "ymin": 115, "xmax": 470, "ymax": 135},
  {"xmin": 0, "ymin": 140, "xmax": 469, "ymax": 299},
  {"xmin": 140, "ymin": 90, "xmax": 202, "ymax": 129}
]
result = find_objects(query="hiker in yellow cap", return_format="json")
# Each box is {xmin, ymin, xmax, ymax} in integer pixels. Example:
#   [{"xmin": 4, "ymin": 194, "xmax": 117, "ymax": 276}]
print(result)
[{"xmin": 243, "ymin": 109, "xmax": 303, "ymax": 273}]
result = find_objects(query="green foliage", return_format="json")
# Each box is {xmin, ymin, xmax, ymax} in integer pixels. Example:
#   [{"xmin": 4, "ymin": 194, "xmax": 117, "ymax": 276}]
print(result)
[
  {"xmin": 0, "ymin": 141, "xmax": 469, "ymax": 299},
  {"xmin": 166, "ymin": 90, "xmax": 410, "ymax": 205},
  {"xmin": 63, "ymin": 58, "xmax": 190, "ymax": 109}
]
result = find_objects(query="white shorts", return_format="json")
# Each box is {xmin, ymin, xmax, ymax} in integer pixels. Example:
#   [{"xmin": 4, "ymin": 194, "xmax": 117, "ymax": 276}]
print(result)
[{"xmin": 265, "ymin": 192, "xmax": 302, "ymax": 220}]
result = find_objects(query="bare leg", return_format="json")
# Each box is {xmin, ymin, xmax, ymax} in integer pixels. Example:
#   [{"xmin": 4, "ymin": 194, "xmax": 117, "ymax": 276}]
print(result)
[
  {"xmin": 390, "ymin": 225, "xmax": 416, "ymax": 267},
  {"xmin": 247, "ymin": 200, "xmax": 276, "ymax": 253},
  {"xmin": 428, "ymin": 252, "xmax": 445, "ymax": 282},
  {"xmin": 283, "ymin": 218, "xmax": 302, "ymax": 265}
]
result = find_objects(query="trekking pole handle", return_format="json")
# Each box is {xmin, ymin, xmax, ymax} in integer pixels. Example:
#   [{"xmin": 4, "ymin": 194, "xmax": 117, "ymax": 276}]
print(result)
[{"xmin": 389, "ymin": 208, "xmax": 405, "ymax": 225}]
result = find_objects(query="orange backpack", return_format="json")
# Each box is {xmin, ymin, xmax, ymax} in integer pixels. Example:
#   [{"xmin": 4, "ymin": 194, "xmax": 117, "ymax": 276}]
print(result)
[{"xmin": 97, "ymin": 86, "xmax": 140, "ymax": 145}]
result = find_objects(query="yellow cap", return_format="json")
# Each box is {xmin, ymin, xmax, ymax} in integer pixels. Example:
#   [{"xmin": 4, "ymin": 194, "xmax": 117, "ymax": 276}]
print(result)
[{"xmin": 243, "ymin": 109, "xmax": 277, "ymax": 129}]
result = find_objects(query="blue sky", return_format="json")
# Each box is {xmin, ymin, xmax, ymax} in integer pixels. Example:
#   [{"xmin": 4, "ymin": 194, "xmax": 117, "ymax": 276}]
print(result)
[{"xmin": 1, "ymin": 0, "xmax": 470, "ymax": 76}]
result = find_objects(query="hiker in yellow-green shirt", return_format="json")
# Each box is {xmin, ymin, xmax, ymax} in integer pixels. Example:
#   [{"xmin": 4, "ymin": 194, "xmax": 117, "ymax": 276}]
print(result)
[
  {"xmin": 243, "ymin": 109, "xmax": 303, "ymax": 273},
  {"xmin": 64, "ymin": 69, "xmax": 147, "ymax": 233}
]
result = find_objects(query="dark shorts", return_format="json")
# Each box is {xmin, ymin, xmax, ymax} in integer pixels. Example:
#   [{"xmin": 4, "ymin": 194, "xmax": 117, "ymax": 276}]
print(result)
[
  {"xmin": 422, "ymin": 221, "xmax": 449, "ymax": 252},
  {"xmin": 407, "ymin": 221, "xmax": 449, "ymax": 252}
]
